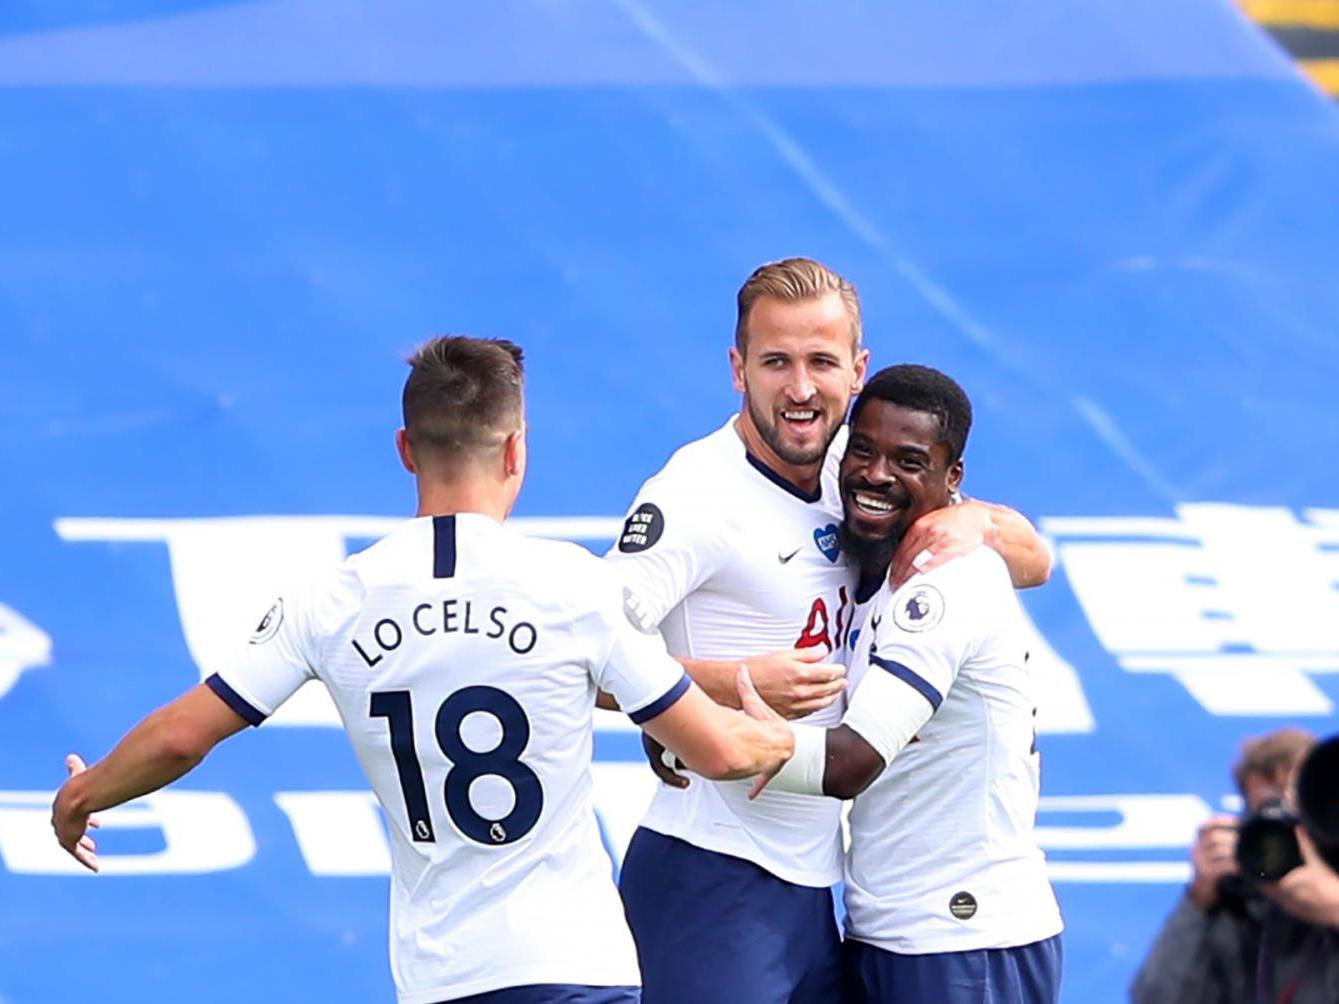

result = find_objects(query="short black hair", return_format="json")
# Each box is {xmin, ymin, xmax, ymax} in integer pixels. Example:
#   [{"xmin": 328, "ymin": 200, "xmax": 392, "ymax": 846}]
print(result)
[
  {"xmin": 849, "ymin": 364, "xmax": 972, "ymax": 462},
  {"xmin": 402, "ymin": 336, "xmax": 525, "ymax": 462}
]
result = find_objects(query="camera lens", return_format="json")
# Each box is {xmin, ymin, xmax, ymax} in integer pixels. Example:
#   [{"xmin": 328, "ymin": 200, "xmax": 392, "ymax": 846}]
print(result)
[
  {"xmin": 1297, "ymin": 734, "xmax": 1339, "ymax": 871},
  {"xmin": 1236, "ymin": 799, "xmax": 1303, "ymax": 882}
]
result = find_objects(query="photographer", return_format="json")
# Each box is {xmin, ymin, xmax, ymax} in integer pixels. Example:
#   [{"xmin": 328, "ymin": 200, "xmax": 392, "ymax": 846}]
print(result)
[{"xmin": 1130, "ymin": 728, "xmax": 1322, "ymax": 1003}]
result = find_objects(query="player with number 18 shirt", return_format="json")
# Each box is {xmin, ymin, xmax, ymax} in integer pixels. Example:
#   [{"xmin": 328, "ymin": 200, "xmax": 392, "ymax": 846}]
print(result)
[
  {"xmin": 50, "ymin": 336, "xmax": 796, "ymax": 1004},
  {"xmin": 210, "ymin": 512, "xmax": 696, "ymax": 1002}
]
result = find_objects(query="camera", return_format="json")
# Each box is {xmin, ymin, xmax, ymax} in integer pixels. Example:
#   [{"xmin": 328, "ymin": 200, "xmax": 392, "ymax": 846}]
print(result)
[
  {"xmin": 1235, "ymin": 734, "xmax": 1339, "ymax": 882},
  {"xmin": 1236, "ymin": 799, "xmax": 1302, "ymax": 882},
  {"xmin": 1296, "ymin": 734, "xmax": 1339, "ymax": 873}
]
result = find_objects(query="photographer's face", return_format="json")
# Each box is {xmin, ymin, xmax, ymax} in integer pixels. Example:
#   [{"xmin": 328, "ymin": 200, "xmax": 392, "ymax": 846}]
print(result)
[{"xmin": 1242, "ymin": 771, "xmax": 1287, "ymax": 815}]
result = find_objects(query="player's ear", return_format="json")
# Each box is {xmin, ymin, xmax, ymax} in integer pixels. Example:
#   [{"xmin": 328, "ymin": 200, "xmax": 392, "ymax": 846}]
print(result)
[
  {"xmin": 729, "ymin": 345, "xmax": 747, "ymax": 394},
  {"xmin": 851, "ymin": 346, "xmax": 870, "ymax": 394},
  {"xmin": 395, "ymin": 429, "xmax": 417, "ymax": 474},
  {"xmin": 948, "ymin": 458, "xmax": 964, "ymax": 494},
  {"xmin": 503, "ymin": 425, "xmax": 527, "ymax": 480}
]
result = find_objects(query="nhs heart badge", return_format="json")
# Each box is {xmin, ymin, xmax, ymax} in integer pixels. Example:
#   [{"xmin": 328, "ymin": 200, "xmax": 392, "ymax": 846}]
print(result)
[{"xmin": 814, "ymin": 524, "xmax": 840, "ymax": 563}]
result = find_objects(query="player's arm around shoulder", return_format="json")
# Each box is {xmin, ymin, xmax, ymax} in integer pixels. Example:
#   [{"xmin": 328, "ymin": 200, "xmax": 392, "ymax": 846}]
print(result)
[{"xmin": 891, "ymin": 498, "xmax": 1052, "ymax": 590}]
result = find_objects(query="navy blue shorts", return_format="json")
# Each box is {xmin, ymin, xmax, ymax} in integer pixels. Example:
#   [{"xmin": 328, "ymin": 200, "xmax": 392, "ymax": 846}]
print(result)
[
  {"xmin": 440, "ymin": 986, "xmax": 639, "ymax": 1003},
  {"xmin": 618, "ymin": 827, "xmax": 842, "ymax": 1004},
  {"xmin": 843, "ymin": 934, "xmax": 1063, "ymax": 1004}
]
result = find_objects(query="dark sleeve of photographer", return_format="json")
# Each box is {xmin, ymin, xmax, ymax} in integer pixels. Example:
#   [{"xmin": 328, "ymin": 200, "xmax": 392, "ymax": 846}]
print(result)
[
  {"xmin": 1130, "ymin": 814, "xmax": 1265, "ymax": 1004},
  {"xmin": 1255, "ymin": 826, "xmax": 1339, "ymax": 1004}
]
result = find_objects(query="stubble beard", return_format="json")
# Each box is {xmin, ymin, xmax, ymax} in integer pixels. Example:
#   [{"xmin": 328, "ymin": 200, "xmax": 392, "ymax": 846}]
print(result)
[
  {"xmin": 838, "ymin": 520, "xmax": 902, "ymax": 586},
  {"xmin": 746, "ymin": 395, "xmax": 840, "ymax": 468}
]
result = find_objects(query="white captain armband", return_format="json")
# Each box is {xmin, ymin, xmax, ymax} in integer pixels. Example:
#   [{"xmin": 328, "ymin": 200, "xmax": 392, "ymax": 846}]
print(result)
[
  {"xmin": 765, "ymin": 723, "xmax": 828, "ymax": 796},
  {"xmin": 843, "ymin": 664, "xmax": 937, "ymax": 766}
]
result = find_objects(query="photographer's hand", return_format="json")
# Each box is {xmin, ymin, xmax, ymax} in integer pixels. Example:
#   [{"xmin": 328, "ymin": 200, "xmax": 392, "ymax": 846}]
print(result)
[
  {"xmin": 1188, "ymin": 814, "xmax": 1240, "ymax": 911},
  {"xmin": 1260, "ymin": 826, "xmax": 1339, "ymax": 929}
]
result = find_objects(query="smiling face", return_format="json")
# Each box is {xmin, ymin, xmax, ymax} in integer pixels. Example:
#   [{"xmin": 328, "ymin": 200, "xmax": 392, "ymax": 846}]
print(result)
[
  {"xmin": 730, "ymin": 291, "xmax": 868, "ymax": 470},
  {"xmin": 840, "ymin": 398, "xmax": 963, "ymax": 551}
]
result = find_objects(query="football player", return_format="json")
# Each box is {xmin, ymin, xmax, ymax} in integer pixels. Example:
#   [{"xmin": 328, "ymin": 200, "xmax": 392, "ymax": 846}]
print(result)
[
  {"xmin": 761, "ymin": 365, "xmax": 1064, "ymax": 1004},
  {"xmin": 609, "ymin": 260, "xmax": 1054, "ymax": 1004},
  {"xmin": 52, "ymin": 336, "xmax": 797, "ymax": 1004}
]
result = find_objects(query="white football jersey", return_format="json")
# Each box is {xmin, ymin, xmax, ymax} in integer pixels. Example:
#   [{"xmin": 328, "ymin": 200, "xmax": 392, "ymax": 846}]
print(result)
[
  {"xmin": 605, "ymin": 417, "xmax": 855, "ymax": 887},
  {"xmin": 841, "ymin": 547, "xmax": 1063, "ymax": 953},
  {"xmin": 209, "ymin": 513, "xmax": 690, "ymax": 1004}
]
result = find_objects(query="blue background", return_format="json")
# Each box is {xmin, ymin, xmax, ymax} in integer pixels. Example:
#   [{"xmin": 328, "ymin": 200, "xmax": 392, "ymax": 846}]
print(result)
[{"xmin": 2, "ymin": 2, "xmax": 1338, "ymax": 1001}]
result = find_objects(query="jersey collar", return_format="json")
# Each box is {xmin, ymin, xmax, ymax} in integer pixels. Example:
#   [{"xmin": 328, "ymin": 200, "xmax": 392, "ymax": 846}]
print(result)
[{"xmin": 744, "ymin": 451, "xmax": 824, "ymax": 504}]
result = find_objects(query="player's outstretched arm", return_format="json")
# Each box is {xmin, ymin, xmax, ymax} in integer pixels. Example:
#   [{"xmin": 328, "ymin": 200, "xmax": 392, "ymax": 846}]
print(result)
[
  {"xmin": 891, "ymin": 500, "xmax": 1051, "ymax": 589},
  {"xmin": 641, "ymin": 668, "xmax": 794, "ymax": 781},
  {"xmin": 51, "ymin": 683, "xmax": 250, "ymax": 872},
  {"xmin": 676, "ymin": 649, "xmax": 846, "ymax": 719}
]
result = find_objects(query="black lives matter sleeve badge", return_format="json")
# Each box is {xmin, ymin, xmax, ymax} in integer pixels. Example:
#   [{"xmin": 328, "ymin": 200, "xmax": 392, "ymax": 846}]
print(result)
[{"xmin": 618, "ymin": 503, "xmax": 664, "ymax": 553}]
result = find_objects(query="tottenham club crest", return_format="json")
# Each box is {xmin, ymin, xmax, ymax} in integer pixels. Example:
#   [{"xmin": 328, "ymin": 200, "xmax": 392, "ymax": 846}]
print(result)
[
  {"xmin": 893, "ymin": 585, "xmax": 945, "ymax": 633},
  {"xmin": 249, "ymin": 599, "xmax": 284, "ymax": 645}
]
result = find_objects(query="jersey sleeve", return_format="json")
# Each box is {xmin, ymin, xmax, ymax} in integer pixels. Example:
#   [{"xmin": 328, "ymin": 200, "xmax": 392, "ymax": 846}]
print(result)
[
  {"xmin": 602, "ymin": 479, "xmax": 733, "ymax": 629},
  {"xmin": 845, "ymin": 551, "xmax": 1007, "ymax": 756},
  {"xmin": 588, "ymin": 571, "xmax": 691, "ymax": 724},
  {"xmin": 206, "ymin": 571, "xmax": 345, "ymax": 725}
]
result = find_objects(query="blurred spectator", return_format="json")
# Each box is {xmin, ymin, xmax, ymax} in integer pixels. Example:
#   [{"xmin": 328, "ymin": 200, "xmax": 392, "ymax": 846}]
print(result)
[{"xmin": 1129, "ymin": 727, "xmax": 1337, "ymax": 1003}]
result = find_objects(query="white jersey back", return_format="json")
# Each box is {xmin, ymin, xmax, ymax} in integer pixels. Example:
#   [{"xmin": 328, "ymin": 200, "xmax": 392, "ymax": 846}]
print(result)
[
  {"xmin": 210, "ymin": 513, "xmax": 689, "ymax": 1004},
  {"xmin": 606, "ymin": 418, "xmax": 855, "ymax": 887},
  {"xmin": 843, "ymin": 547, "xmax": 1063, "ymax": 953}
]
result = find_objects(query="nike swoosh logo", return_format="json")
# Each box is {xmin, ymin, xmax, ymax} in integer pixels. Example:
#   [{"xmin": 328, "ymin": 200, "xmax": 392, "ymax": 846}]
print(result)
[{"xmin": 778, "ymin": 548, "xmax": 801, "ymax": 564}]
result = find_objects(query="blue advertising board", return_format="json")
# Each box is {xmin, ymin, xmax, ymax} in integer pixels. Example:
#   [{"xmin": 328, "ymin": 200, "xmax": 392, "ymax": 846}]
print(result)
[{"xmin": 2, "ymin": 3, "xmax": 1338, "ymax": 1001}]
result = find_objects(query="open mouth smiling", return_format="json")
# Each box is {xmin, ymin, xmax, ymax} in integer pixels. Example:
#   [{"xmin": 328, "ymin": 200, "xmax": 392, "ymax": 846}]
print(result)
[
  {"xmin": 846, "ymin": 486, "xmax": 907, "ymax": 518},
  {"xmin": 780, "ymin": 408, "xmax": 820, "ymax": 429}
]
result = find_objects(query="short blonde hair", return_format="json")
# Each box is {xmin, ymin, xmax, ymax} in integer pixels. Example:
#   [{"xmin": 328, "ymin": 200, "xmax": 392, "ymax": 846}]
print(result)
[{"xmin": 735, "ymin": 257, "xmax": 862, "ymax": 353}]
